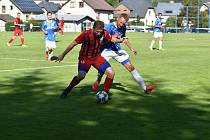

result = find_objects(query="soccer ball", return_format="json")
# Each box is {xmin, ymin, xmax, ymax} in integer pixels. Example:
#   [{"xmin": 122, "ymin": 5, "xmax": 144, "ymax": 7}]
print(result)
[{"xmin": 96, "ymin": 91, "xmax": 109, "ymax": 104}]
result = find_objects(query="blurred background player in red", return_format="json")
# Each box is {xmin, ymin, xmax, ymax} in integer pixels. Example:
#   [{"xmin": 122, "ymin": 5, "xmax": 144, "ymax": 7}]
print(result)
[
  {"xmin": 7, "ymin": 12, "xmax": 25, "ymax": 47},
  {"xmin": 57, "ymin": 20, "xmax": 126, "ymax": 98},
  {"xmin": 59, "ymin": 17, "xmax": 64, "ymax": 36}
]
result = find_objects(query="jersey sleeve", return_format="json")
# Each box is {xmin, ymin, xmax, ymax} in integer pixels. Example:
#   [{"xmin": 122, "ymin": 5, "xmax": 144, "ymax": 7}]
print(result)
[
  {"xmin": 106, "ymin": 24, "xmax": 118, "ymax": 36},
  {"xmin": 75, "ymin": 31, "xmax": 86, "ymax": 44},
  {"xmin": 41, "ymin": 21, "xmax": 46, "ymax": 30},
  {"xmin": 104, "ymin": 31, "xmax": 112, "ymax": 41}
]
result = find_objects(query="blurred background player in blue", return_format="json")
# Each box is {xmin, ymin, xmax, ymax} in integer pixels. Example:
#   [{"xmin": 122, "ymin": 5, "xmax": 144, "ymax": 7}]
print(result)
[
  {"xmin": 149, "ymin": 13, "xmax": 165, "ymax": 51},
  {"xmin": 41, "ymin": 12, "xmax": 58, "ymax": 61},
  {"xmin": 92, "ymin": 13, "xmax": 155, "ymax": 96}
]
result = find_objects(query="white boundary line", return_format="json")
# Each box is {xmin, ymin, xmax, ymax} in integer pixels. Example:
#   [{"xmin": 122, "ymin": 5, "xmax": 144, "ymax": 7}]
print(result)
[
  {"xmin": 0, "ymin": 64, "xmax": 77, "ymax": 73},
  {"xmin": 0, "ymin": 58, "xmax": 75, "ymax": 64}
]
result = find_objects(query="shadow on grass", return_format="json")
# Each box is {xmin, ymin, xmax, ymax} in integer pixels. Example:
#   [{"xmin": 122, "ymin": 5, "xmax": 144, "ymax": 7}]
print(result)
[{"xmin": 0, "ymin": 71, "xmax": 210, "ymax": 140}]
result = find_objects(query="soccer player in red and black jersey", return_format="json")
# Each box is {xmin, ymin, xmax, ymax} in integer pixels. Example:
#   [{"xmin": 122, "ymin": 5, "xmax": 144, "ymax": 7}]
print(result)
[
  {"xmin": 7, "ymin": 12, "xmax": 25, "ymax": 47},
  {"xmin": 57, "ymin": 20, "xmax": 126, "ymax": 98}
]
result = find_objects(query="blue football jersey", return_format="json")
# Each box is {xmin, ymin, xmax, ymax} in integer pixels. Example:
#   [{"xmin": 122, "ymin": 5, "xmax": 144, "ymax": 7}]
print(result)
[
  {"xmin": 154, "ymin": 18, "xmax": 162, "ymax": 32},
  {"xmin": 101, "ymin": 22, "xmax": 126, "ymax": 51},
  {"xmin": 41, "ymin": 20, "xmax": 57, "ymax": 41}
]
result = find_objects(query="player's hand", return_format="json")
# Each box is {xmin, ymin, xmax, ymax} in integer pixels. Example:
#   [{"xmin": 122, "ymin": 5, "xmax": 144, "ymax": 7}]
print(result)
[
  {"xmin": 56, "ymin": 54, "xmax": 64, "ymax": 62},
  {"xmin": 161, "ymin": 24, "xmax": 166, "ymax": 28},
  {"xmin": 43, "ymin": 30, "xmax": 48, "ymax": 35},
  {"xmin": 122, "ymin": 37, "xmax": 128, "ymax": 42},
  {"xmin": 122, "ymin": 37, "xmax": 128, "ymax": 44},
  {"xmin": 119, "ymin": 37, "xmax": 127, "ymax": 43},
  {"xmin": 131, "ymin": 48, "xmax": 137, "ymax": 55}
]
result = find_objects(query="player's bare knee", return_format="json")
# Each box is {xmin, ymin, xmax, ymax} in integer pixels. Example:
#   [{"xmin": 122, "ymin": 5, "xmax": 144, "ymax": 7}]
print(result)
[
  {"xmin": 124, "ymin": 63, "xmax": 134, "ymax": 72},
  {"xmin": 105, "ymin": 67, "xmax": 115, "ymax": 78}
]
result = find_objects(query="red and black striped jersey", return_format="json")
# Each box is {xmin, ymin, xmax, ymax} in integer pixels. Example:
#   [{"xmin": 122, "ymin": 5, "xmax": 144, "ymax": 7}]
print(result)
[
  {"xmin": 75, "ymin": 29, "xmax": 112, "ymax": 58},
  {"xmin": 14, "ymin": 17, "xmax": 21, "ymax": 30}
]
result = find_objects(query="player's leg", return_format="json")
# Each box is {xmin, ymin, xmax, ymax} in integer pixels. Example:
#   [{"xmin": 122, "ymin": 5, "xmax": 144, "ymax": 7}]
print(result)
[
  {"xmin": 48, "ymin": 48, "xmax": 53, "ymax": 61},
  {"xmin": 150, "ymin": 32, "xmax": 158, "ymax": 50},
  {"xmin": 92, "ymin": 71, "xmax": 104, "ymax": 92},
  {"xmin": 60, "ymin": 59, "xmax": 91, "ymax": 98},
  {"xmin": 149, "ymin": 39, "xmax": 155, "ymax": 50},
  {"xmin": 47, "ymin": 41, "xmax": 56, "ymax": 61},
  {"xmin": 60, "ymin": 71, "xmax": 87, "ymax": 98},
  {"xmin": 61, "ymin": 27, "xmax": 64, "ymax": 36},
  {"xmin": 20, "ymin": 35, "xmax": 25, "ymax": 47},
  {"xmin": 18, "ymin": 30, "xmax": 25, "ymax": 47},
  {"xmin": 103, "ymin": 67, "xmax": 115, "ymax": 93},
  {"xmin": 44, "ymin": 41, "xmax": 49, "ymax": 58},
  {"xmin": 93, "ymin": 56, "xmax": 114, "ymax": 93},
  {"xmin": 115, "ymin": 51, "xmax": 155, "ymax": 95},
  {"xmin": 7, "ymin": 33, "xmax": 17, "ymax": 46},
  {"xmin": 158, "ymin": 32, "xmax": 164, "ymax": 50},
  {"xmin": 92, "ymin": 50, "xmax": 113, "ymax": 91},
  {"xmin": 124, "ymin": 61, "xmax": 155, "ymax": 95}
]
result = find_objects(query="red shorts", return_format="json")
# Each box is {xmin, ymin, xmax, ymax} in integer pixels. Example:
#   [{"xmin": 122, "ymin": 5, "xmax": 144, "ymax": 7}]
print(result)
[
  {"xmin": 14, "ymin": 29, "xmax": 23, "ymax": 36},
  {"xmin": 78, "ymin": 55, "xmax": 111, "ymax": 73}
]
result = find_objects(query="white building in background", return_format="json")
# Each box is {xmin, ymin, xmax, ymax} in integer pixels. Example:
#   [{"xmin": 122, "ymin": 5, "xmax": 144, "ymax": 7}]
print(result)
[
  {"xmin": 32, "ymin": 14, "xmax": 95, "ymax": 32},
  {"xmin": 144, "ymin": 8, "xmax": 156, "ymax": 26},
  {"xmin": 0, "ymin": 14, "xmax": 14, "ymax": 31},
  {"xmin": 58, "ymin": 0, "xmax": 114, "ymax": 24},
  {"xmin": 0, "ymin": 0, "xmax": 43, "ymax": 21},
  {"xmin": 156, "ymin": 2, "xmax": 183, "ymax": 23}
]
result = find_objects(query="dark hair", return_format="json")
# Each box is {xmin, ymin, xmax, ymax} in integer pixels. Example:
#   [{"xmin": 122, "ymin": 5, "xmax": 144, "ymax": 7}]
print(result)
[
  {"xmin": 158, "ymin": 13, "xmax": 162, "ymax": 16},
  {"xmin": 118, "ymin": 13, "xmax": 129, "ymax": 21},
  {"xmin": 93, "ymin": 20, "xmax": 104, "ymax": 29},
  {"xmin": 47, "ymin": 12, "xmax": 52, "ymax": 15}
]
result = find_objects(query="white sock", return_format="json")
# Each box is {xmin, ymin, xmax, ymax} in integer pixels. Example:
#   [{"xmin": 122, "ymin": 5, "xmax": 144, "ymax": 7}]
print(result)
[
  {"xmin": 150, "ymin": 40, "xmax": 155, "ymax": 49},
  {"xmin": 159, "ymin": 40, "xmax": 163, "ymax": 49},
  {"xmin": 48, "ymin": 50, "xmax": 53, "ymax": 60},
  {"xmin": 131, "ymin": 69, "xmax": 146, "ymax": 90}
]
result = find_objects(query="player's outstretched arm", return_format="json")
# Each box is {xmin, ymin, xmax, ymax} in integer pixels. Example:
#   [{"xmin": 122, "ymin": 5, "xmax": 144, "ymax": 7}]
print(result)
[
  {"xmin": 57, "ymin": 41, "xmax": 78, "ymax": 62},
  {"xmin": 123, "ymin": 38, "xmax": 137, "ymax": 55}
]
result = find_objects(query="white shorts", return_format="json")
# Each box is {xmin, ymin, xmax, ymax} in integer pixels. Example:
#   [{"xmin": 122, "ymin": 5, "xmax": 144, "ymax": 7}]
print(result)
[
  {"xmin": 101, "ymin": 49, "xmax": 129, "ymax": 64},
  {"xmin": 154, "ymin": 32, "xmax": 163, "ymax": 38},
  {"xmin": 45, "ymin": 40, "xmax": 56, "ymax": 49}
]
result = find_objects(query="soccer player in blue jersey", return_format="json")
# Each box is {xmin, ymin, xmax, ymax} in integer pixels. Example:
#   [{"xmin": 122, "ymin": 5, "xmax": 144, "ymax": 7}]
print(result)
[
  {"xmin": 41, "ymin": 12, "xmax": 58, "ymax": 61},
  {"xmin": 92, "ymin": 13, "xmax": 155, "ymax": 96},
  {"xmin": 149, "ymin": 13, "xmax": 165, "ymax": 50}
]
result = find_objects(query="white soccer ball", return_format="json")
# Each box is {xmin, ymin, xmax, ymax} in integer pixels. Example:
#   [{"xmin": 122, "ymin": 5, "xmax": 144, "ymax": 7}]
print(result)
[{"xmin": 96, "ymin": 91, "xmax": 109, "ymax": 104}]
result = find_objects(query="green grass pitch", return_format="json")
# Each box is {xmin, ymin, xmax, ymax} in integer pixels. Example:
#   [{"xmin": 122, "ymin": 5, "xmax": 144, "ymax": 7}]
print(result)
[{"xmin": 0, "ymin": 32, "xmax": 210, "ymax": 140}]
